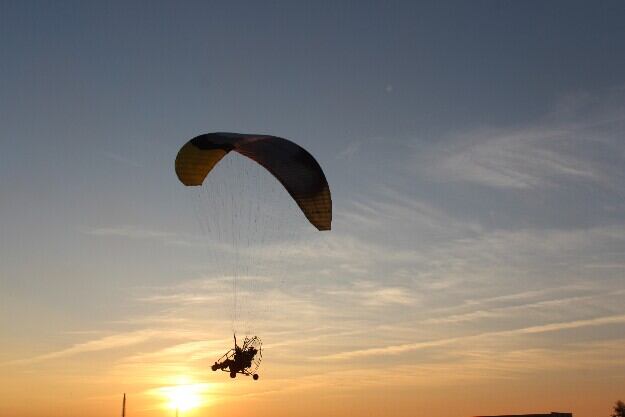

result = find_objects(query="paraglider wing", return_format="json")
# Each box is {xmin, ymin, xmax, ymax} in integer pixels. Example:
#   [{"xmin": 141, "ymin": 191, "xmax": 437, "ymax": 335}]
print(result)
[{"xmin": 175, "ymin": 132, "xmax": 332, "ymax": 231}]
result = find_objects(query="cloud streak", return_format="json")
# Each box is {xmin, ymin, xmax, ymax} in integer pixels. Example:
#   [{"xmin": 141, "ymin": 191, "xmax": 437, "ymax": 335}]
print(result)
[
  {"xmin": 416, "ymin": 111, "xmax": 625, "ymax": 190},
  {"xmin": 318, "ymin": 314, "xmax": 625, "ymax": 361},
  {"xmin": 4, "ymin": 329, "xmax": 196, "ymax": 366}
]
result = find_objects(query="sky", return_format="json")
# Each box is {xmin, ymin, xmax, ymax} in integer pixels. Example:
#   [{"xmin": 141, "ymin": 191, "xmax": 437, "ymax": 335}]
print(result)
[{"xmin": 1, "ymin": 1, "xmax": 625, "ymax": 417}]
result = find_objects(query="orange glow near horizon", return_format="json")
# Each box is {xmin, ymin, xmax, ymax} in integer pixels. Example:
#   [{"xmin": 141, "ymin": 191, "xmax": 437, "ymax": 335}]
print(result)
[{"xmin": 154, "ymin": 378, "xmax": 210, "ymax": 412}]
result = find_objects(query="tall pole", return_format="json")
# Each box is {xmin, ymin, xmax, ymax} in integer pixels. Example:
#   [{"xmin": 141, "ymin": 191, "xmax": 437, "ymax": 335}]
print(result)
[{"xmin": 122, "ymin": 393, "xmax": 126, "ymax": 417}]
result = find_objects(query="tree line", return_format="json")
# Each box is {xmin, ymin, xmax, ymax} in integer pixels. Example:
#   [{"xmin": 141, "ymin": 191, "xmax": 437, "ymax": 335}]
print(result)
[{"xmin": 612, "ymin": 400, "xmax": 625, "ymax": 417}]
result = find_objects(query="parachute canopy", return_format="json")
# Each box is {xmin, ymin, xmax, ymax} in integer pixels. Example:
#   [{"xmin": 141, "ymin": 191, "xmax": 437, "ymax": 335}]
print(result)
[{"xmin": 175, "ymin": 132, "xmax": 332, "ymax": 231}]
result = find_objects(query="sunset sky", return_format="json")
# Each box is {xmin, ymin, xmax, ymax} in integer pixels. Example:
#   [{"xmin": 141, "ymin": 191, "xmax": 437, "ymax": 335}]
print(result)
[{"xmin": 1, "ymin": 1, "xmax": 625, "ymax": 417}]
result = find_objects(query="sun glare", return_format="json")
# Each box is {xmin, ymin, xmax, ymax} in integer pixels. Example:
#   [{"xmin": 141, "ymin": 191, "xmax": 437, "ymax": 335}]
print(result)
[{"xmin": 159, "ymin": 382, "xmax": 206, "ymax": 412}]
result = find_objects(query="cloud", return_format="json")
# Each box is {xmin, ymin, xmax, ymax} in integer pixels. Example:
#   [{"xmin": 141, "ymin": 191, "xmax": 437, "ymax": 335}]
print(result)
[
  {"xmin": 323, "ymin": 280, "xmax": 415, "ymax": 307},
  {"xmin": 513, "ymin": 314, "xmax": 625, "ymax": 335},
  {"xmin": 336, "ymin": 185, "xmax": 482, "ymax": 238},
  {"xmin": 414, "ymin": 93, "xmax": 625, "ymax": 190},
  {"xmin": 89, "ymin": 226, "xmax": 175, "ymax": 240},
  {"xmin": 86, "ymin": 226, "xmax": 200, "ymax": 247},
  {"xmin": 86, "ymin": 225, "xmax": 249, "ymax": 254},
  {"xmin": 118, "ymin": 339, "xmax": 229, "ymax": 365},
  {"xmin": 422, "ymin": 127, "xmax": 599, "ymax": 189},
  {"xmin": 408, "ymin": 224, "xmax": 625, "ymax": 289},
  {"xmin": 137, "ymin": 293, "xmax": 222, "ymax": 305},
  {"xmin": 4, "ymin": 329, "xmax": 197, "ymax": 366},
  {"xmin": 100, "ymin": 151, "xmax": 143, "ymax": 169},
  {"xmin": 318, "ymin": 314, "xmax": 625, "ymax": 361},
  {"xmin": 249, "ymin": 337, "xmax": 625, "ymax": 397},
  {"xmin": 423, "ymin": 295, "xmax": 590, "ymax": 325}
]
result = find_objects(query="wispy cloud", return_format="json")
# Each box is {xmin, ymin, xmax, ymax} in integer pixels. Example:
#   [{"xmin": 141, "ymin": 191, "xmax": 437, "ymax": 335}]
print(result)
[
  {"xmin": 416, "ymin": 110, "xmax": 625, "ymax": 190},
  {"xmin": 323, "ymin": 280, "xmax": 415, "ymax": 307},
  {"xmin": 424, "ymin": 296, "xmax": 584, "ymax": 325},
  {"xmin": 3, "ymin": 329, "xmax": 194, "ymax": 366},
  {"xmin": 89, "ymin": 226, "xmax": 175, "ymax": 240},
  {"xmin": 318, "ymin": 314, "xmax": 625, "ymax": 361},
  {"xmin": 86, "ymin": 225, "xmax": 200, "ymax": 247},
  {"xmin": 100, "ymin": 151, "xmax": 143, "ymax": 169},
  {"xmin": 420, "ymin": 127, "xmax": 599, "ymax": 189}
]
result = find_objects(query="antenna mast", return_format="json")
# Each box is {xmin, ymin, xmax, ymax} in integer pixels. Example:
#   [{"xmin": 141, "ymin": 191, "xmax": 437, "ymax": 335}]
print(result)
[{"xmin": 122, "ymin": 393, "xmax": 126, "ymax": 417}]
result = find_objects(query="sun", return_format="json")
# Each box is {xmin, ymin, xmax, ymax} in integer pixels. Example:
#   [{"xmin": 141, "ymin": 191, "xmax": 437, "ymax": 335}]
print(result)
[{"xmin": 160, "ymin": 383, "xmax": 204, "ymax": 412}]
